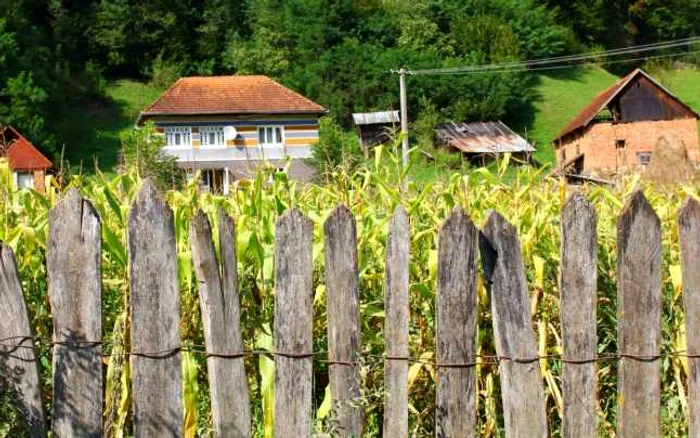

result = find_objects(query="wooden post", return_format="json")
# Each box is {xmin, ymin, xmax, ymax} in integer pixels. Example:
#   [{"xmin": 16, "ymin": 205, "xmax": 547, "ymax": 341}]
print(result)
[
  {"xmin": 0, "ymin": 243, "xmax": 46, "ymax": 437},
  {"xmin": 47, "ymin": 188, "xmax": 102, "ymax": 437},
  {"xmin": 480, "ymin": 211, "xmax": 547, "ymax": 438},
  {"xmin": 679, "ymin": 197, "xmax": 700, "ymax": 438},
  {"xmin": 560, "ymin": 194, "xmax": 597, "ymax": 438},
  {"xmin": 274, "ymin": 209, "xmax": 314, "ymax": 437},
  {"xmin": 190, "ymin": 209, "xmax": 251, "ymax": 437},
  {"xmin": 435, "ymin": 208, "xmax": 478, "ymax": 438},
  {"xmin": 383, "ymin": 207, "xmax": 410, "ymax": 438},
  {"xmin": 324, "ymin": 205, "xmax": 365, "ymax": 437},
  {"xmin": 616, "ymin": 190, "xmax": 661, "ymax": 438},
  {"xmin": 128, "ymin": 180, "xmax": 182, "ymax": 437}
]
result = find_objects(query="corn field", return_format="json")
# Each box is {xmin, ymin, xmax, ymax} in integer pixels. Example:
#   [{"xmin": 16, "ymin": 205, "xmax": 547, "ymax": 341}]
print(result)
[{"xmin": 0, "ymin": 149, "xmax": 696, "ymax": 437}]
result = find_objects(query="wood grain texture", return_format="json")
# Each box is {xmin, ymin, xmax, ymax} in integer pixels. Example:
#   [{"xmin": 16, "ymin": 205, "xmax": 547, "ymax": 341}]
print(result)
[
  {"xmin": 128, "ymin": 179, "xmax": 182, "ymax": 437},
  {"xmin": 560, "ymin": 194, "xmax": 598, "ymax": 438},
  {"xmin": 47, "ymin": 188, "xmax": 102, "ymax": 438},
  {"xmin": 190, "ymin": 209, "xmax": 251, "ymax": 437},
  {"xmin": 480, "ymin": 211, "xmax": 547, "ymax": 438},
  {"xmin": 679, "ymin": 197, "xmax": 700, "ymax": 438},
  {"xmin": 324, "ymin": 205, "xmax": 365, "ymax": 437},
  {"xmin": 616, "ymin": 190, "xmax": 661, "ymax": 438},
  {"xmin": 383, "ymin": 207, "xmax": 410, "ymax": 438},
  {"xmin": 0, "ymin": 244, "xmax": 46, "ymax": 437},
  {"xmin": 274, "ymin": 208, "xmax": 314, "ymax": 437},
  {"xmin": 435, "ymin": 208, "xmax": 478, "ymax": 438}
]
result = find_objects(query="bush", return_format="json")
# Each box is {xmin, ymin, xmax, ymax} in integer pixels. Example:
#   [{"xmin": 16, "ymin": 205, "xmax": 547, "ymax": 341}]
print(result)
[
  {"xmin": 308, "ymin": 116, "xmax": 363, "ymax": 177},
  {"xmin": 119, "ymin": 123, "xmax": 185, "ymax": 191}
]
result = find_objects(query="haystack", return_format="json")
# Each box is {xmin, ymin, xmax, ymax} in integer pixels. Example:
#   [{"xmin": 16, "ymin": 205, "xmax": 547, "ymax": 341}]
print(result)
[{"xmin": 642, "ymin": 134, "xmax": 698, "ymax": 184}]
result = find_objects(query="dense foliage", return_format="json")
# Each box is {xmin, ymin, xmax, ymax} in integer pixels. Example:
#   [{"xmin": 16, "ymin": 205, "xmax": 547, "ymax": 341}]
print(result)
[
  {"xmin": 0, "ymin": 150, "xmax": 697, "ymax": 436},
  {"xmin": 1, "ymin": 0, "xmax": 699, "ymax": 165}
]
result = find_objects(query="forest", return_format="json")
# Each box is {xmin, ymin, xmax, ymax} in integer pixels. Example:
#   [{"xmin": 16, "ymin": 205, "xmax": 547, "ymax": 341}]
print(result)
[{"xmin": 1, "ymin": 0, "xmax": 700, "ymax": 160}]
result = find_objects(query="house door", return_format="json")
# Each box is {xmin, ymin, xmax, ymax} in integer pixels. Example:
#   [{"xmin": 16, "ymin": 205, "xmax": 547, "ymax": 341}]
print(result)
[{"xmin": 201, "ymin": 169, "xmax": 225, "ymax": 193}]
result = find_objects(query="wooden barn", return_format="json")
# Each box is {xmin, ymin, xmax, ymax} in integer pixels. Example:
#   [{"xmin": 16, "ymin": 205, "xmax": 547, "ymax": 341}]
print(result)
[
  {"xmin": 554, "ymin": 68, "xmax": 700, "ymax": 176},
  {"xmin": 434, "ymin": 121, "xmax": 535, "ymax": 163},
  {"xmin": 352, "ymin": 110, "xmax": 400, "ymax": 155}
]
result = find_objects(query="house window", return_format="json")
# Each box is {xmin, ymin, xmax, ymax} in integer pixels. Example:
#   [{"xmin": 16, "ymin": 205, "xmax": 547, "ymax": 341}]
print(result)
[
  {"xmin": 638, "ymin": 152, "xmax": 652, "ymax": 166},
  {"xmin": 200, "ymin": 126, "xmax": 225, "ymax": 147},
  {"xmin": 616, "ymin": 139, "xmax": 626, "ymax": 149},
  {"xmin": 15, "ymin": 172, "xmax": 34, "ymax": 190},
  {"xmin": 165, "ymin": 127, "xmax": 191, "ymax": 147},
  {"xmin": 258, "ymin": 126, "xmax": 283, "ymax": 146}
]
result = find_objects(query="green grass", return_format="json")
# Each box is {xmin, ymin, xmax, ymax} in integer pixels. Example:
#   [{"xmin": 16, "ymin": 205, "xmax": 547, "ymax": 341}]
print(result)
[{"xmin": 58, "ymin": 80, "xmax": 165, "ymax": 172}]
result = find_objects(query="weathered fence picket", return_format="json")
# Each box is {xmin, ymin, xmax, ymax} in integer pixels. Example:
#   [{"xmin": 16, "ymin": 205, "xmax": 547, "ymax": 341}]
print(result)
[
  {"xmin": 274, "ymin": 209, "xmax": 314, "ymax": 437},
  {"xmin": 383, "ymin": 207, "xmax": 410, "ymax": 438},
  {"xmin": 560, "ymin": 194, "xmax": 597, "ymax": 438},
  {"xmin": 47, "ymin": 188, "xmax": 102, "ymax": 438},
  {"xmin": 0, "ymin": 243, "xmax": 46, "ymax": 437},
  {"xmin": 128, "ymin": 180, "xmax": 182, "ymax": 437},
  {"xmin": 5, "ymin": 182, "xmax": 700, "ymax": 437},
  {"xmin": 190, "ymin": 209, "xmax": 251, "ymax": 437},
  {"xmin": 480, "ymin": 211, "xmax": 548, "ymax": 438},
  {"xmin": 616, "ymin": 190, "xmax": 662, "ymax": 438},
  {"xmin": 324, "ymin": 206, "xmax": 365, "ymax": 437},
  {"xmin": 435, "ymin": 208, "xmax": 478, "ymax": 438},
  {"xmin": 678, "ymin": 197, "xmax": 700, "ymax": 437}
]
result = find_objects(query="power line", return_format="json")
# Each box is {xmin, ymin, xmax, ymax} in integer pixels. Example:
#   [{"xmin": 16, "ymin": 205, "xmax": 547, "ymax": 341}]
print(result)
[{"xmin": 409, "ymin": 36, "xmax": 700, "ymax": 75}]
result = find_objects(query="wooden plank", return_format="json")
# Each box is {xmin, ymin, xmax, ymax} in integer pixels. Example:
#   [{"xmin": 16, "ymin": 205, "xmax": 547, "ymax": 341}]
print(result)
[
  {"xmin": 480, "ymin": 211, "xmax": 547, "ymax": 438},
  {"xmin": 680, "ymin": 196, "xmax": 700, "ymax": 438},
  {"xmin": 128, "ymin": 179, "xmax": 182, "ymax": 437},
  {"xmin": 435, "ymin": 208, "xmax": 478, "ymax": 438},
  {"xmin": 190, "ymin": 209, "xmax": 251, "ymax": 437},
  {"xmin": 47, "ymin": 188, "xmax": 102, "ymax": 437},
  {"xmin": 0, "ymin": 243, "xmax": 46, "ymax": 437},
  {"xmin": 616, "ymin": 190, "xmax": 661, "ymax": 438},
  {"xmin": 383, "ymin": 207, "xmax": 410, "ymax": 438},
  {"xmin": 274, "ymin": 208, "xmax": 314, "ymax": 437},
  {"xmin": 560, "ymin": 194, "xmax": 598, "ymax": 438},
  {"xmin": 324, "ymin": 205, "xmax": 365, "ymax": 437}
]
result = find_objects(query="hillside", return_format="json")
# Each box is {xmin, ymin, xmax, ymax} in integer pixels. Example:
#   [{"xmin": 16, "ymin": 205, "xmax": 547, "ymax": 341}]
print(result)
[{"xmin": 527, "ymin": 66, "xmax": 700, "ymax": 164}]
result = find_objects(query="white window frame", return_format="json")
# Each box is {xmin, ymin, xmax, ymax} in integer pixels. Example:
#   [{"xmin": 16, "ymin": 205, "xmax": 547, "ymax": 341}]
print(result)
[
  {"xmin": 257, "ymin": 126, "xmax": 284, "ymax": 147},
  {"xmin": 165, "ymin": 126, "xmax": 192, "ymax": 148},
  {"xmin": 14, "ymin": 171, "xmax": 34, "ymax": 190},
  {"xmin": 200, "ymin": 126, "xmax": 226, "ymax": 148},
  {"xmin": 638, "ymin": 151, "xmax": 652, "ymax": 166}
]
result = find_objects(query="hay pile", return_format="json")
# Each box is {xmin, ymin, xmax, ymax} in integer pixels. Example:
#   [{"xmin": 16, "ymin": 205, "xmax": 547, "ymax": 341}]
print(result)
[{"xmin": 643, "ymin": 134, "xmax": 698, "ymax": 184}]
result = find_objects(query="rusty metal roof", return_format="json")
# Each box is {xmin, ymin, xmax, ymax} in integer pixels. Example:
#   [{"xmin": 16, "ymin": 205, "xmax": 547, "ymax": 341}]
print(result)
[
  {"xmin": 352, "ymin": 110, "xmax": 400, "ymax": 125},
  {"xmin": 435, "ymin": 121, "xmax": 535, "ymax": 154}
]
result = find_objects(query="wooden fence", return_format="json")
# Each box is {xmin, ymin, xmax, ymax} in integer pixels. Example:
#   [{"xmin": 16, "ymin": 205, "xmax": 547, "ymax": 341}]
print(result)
[{"xmin": 1, "ymin": 180, "xmax": 700, "ymax": 437}]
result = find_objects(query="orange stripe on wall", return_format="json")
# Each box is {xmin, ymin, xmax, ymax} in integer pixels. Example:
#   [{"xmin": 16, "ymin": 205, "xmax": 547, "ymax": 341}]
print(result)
[{"xmin": 285, "ymin": 138, "xmax": 317, "ymax": 146}]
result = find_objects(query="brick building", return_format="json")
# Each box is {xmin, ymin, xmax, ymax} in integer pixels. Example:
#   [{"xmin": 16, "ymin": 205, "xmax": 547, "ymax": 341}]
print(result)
[
  {"xmin": 1, "ymin": 126, "xmax": 52, "ymax": 193},
  {"xmin": 554, "ymin": 69, "xmax": 699, "ymax": 176}
]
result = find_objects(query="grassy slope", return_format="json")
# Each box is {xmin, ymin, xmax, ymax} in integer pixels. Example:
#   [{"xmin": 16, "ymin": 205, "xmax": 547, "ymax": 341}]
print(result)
[{"xmin": 59, "ymin": 80, "xmax": 165, "ymax": 171}]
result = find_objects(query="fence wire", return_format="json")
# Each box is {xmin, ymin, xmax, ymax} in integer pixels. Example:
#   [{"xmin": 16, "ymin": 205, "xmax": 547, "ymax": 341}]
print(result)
[{"xmin": 0, "ymin": 335, "xmax": 692, "ymax": 366}]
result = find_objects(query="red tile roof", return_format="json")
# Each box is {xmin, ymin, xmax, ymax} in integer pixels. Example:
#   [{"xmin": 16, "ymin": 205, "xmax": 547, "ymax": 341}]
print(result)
[
  {"xmin": 1, "ymin": 126, "xmax": 52, "ymax": 171},
  {"xmin": 554, "ymin": 69, "xmax": 699, "ymax": 143},
  {"xmin": 139, "ymin": 75, "xmax": 327, "ymax": 121}
]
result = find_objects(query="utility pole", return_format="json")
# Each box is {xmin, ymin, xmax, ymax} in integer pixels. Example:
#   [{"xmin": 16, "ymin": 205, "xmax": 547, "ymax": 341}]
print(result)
[{"xmin": 399, "ymin": 68, "xmax": 409, "ymax": 169}]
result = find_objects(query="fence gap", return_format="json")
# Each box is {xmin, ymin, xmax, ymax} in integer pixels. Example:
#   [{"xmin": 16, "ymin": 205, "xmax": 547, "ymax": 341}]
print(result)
[
  {"xmin": 679, "ymin": 197, "xmax": 700, "ymax": 437},
  {"xmin": 128, "ymin": 180, "xmax": 182, "ymax": 436},
  {"xmin": 190, "ymin": 209, "xmax": 251, "ymax": 437},
  {"xmin": 274, "ymin": 208, "xmax": 314, "ymax": 437},
  {"xmin": 435, "ymin": 207, "xmax": 478, "ymax": 438},
  {"xmin": 560, "ymin": 194, "xmax": 597, "ymax": 438},
  {"xmin": 324, "ymin": 205, "xmax": 365, "ymax": 436},
  {"xmin": 47, "ymin": 188, "xmax": 102, "ymax": 437},
  {"xmin": 616, "ymin": 190, "xmax": 662, "ymax": 437},
  {"xmin": 383, "ymin": 206, "xmax": 410, "ymax": 438},
  {"xmin": 480, "ymin": 211, "xmax": 548, "ymax": 438},
  {"xmin": 0, "ymin": 243, "xmax": 46, "ymax": 437}
]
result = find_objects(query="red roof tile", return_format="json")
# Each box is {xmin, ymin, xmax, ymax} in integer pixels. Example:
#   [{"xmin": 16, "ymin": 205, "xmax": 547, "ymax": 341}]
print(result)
[
  {"xmin": 139, "ymin": 75, "xmax": 326, "ymax": 120},
  {"xmin": 554, "ymin": 69, "xmax": 699, "ymax": 143},
  {"xmin": 1, "ymin": 126, "xmax": 52, "ymax": 171}
]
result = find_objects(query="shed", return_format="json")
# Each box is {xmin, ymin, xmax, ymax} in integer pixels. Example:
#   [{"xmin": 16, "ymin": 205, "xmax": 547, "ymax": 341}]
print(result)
[
  {"xmin": 352, "ymin": 110, "xmax": 400, "ymax": 154},
  {"xmin": 1, "ymin": 126, "xmax": 52, "ymax": 193},
  {"xmin": 434, "ymin": 121, "xmax": 535, "ymax": 163}
]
